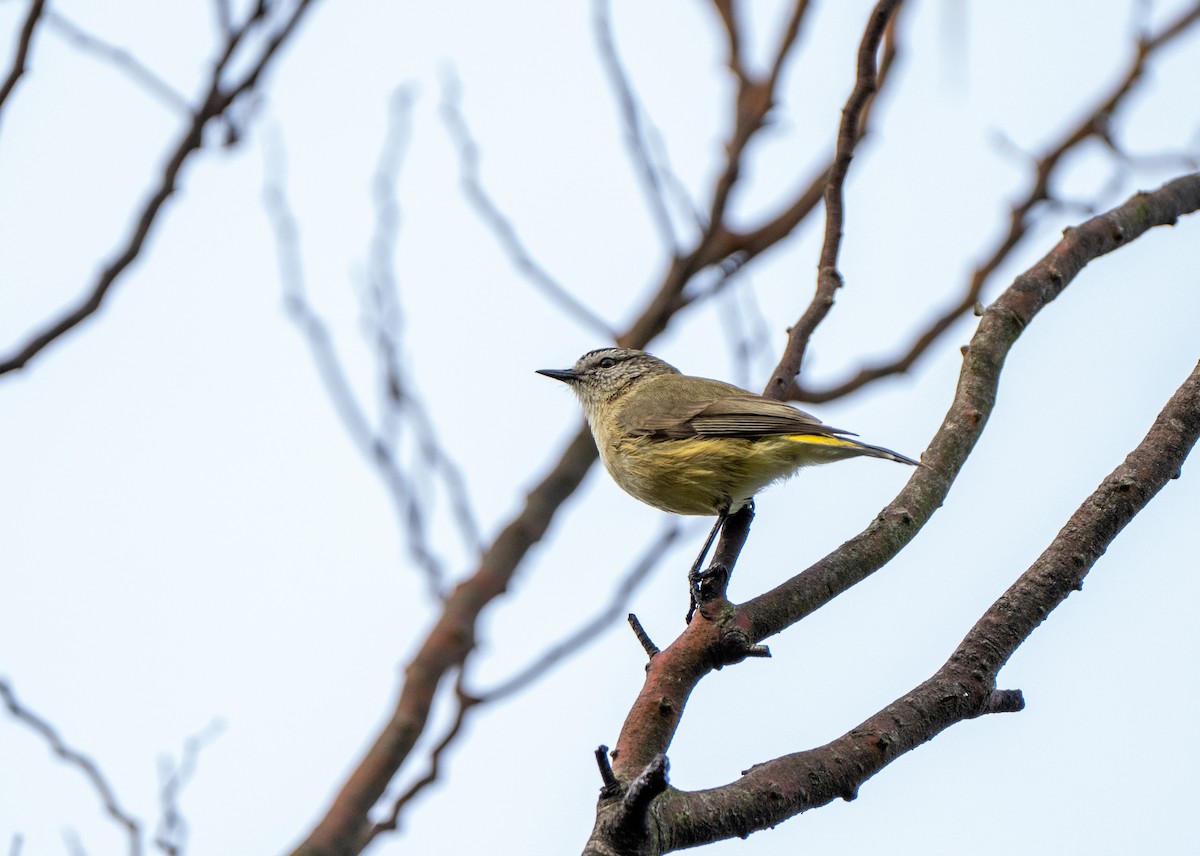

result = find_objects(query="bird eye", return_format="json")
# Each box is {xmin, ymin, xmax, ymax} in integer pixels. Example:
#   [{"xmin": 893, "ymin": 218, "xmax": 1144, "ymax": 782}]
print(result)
[{"xmin": 598, "ymin": 357, "xmax": 616, "ymax": 368}]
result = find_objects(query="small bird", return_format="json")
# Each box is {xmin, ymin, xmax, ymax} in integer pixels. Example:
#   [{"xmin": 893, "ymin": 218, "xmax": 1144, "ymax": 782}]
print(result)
[{"xmin": 538, "ymin": 347, "xmax": 918, "ymax": 575}]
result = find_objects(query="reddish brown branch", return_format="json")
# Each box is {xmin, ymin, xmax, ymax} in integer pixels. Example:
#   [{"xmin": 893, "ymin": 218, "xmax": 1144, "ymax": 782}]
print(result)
[
  {"xmin": 789, "ymin": 1, "xmax": 1200, "ymax": 403},
  {"xmin": 291, "ymin": 427, "xmax": 598, "ymax": 856},
  {"xmin": 585, "ymin": 173, "xmax": 1200, "ymax": 853},
  {"xmin": 767, "ymin": 0, "xmax": 904, "ymax": 399}
]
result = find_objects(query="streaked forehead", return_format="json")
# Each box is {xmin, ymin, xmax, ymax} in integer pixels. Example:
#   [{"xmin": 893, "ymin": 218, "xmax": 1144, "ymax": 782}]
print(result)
[{"xmin": 576, "ymin": 347, "xmax": 628, "ymax": 367}]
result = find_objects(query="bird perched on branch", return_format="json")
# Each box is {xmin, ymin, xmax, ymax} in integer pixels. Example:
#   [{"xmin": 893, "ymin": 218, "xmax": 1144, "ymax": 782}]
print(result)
[{"xmin": 538, "ymin": 347, "xmax": 919, "ymax": 577}]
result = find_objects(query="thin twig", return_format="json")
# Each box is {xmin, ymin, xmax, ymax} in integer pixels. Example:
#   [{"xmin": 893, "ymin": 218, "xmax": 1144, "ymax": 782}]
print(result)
[
  {"xmin": 360, "ymin": 675, "xmax": 480, "ymax": 848},
  {"xmin": 364, "ymin": 86, "xmax": 484, "ymax": 556},
  {"xmin": 592, "ymin": 0, "xmax": 680, "ymax": 252},
  {"xmin": 261, "ymin": 128, "xmax": 449, "ymax": 598},
  {"xmin": 153, "ymin": 719, "xmax": 226, "ymax": 856},
  {"xmin": 789, "ymin": 0, "xmax": 1200, "ymax": 403},
  {"xmin": 0, "ymin": 0, "xmax": 320, "ymax": 377},
  {"xmin": 43, "ymin": 11, "xmax": 190, "ymax": 112},
  {"xmin": 767, "ymin": 0, "xmax": 904, "ymax": 399},
  {"xmin": 0, "ymin": 680, "xmax": 142, "ymax": 856},
  {"xmin": 438, "ymin": 70, "xmax": 616, "ymax": 338},
  {"xmin": 627, "ymin": 613, "xmax": 660, "ymax": 659},
  {"xmin": 0, "ymin": 0, "xmax": 46, "ymax": 128},
  {"xmin": 477, "ymin": 522, "xmax": 680, "ymax": 702}
]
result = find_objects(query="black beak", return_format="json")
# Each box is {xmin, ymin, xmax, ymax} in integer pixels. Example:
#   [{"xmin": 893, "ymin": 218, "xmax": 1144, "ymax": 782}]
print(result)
[{"xmin": 536, "ymin": 368, "xmax": 578, "ymax": 383}]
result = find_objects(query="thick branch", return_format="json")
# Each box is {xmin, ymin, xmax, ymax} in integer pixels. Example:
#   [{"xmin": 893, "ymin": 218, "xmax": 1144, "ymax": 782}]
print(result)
[
  {"xmin": 291, "ymin": 427, "xmax": 598, "ymax": 856},
  {"xmin": 746, "ymin": 173, "xmax": 1200, "ymax": 640},
  {"xmin": 586, "ymin": 173, "xmax": 1200, "ymax": 854},
  {"xmin": 653, "ymin": 355, "xmax": 1200, "ymax": 849}
]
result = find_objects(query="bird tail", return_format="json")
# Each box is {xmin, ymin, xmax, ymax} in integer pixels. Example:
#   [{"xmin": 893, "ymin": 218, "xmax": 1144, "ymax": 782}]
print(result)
[{"xmin": 786, "ymin": 433, "xmax": 921, "ymax": 466}]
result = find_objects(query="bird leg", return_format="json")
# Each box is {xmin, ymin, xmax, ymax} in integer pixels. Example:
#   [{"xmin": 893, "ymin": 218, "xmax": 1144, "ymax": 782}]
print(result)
[
  {"xmin": 686, "ymin": 502, "xmax": 755, "ymax": 623},
  {"xmin": 689, "ymin": 512, "xmax": 727, "ymax": 579},
  {"xmin": 686, "ymin": 510, "xmax": 728, "ymax": 622}
]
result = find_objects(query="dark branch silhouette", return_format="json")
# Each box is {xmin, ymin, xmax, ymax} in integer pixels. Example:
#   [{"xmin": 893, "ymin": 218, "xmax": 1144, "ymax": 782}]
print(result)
[
  {"xmin": 0, "ymin": 0, "xmax": 46, "ymax": 128},
  {"xmin": 0, "ymin": 0, "xmax": 319, "ymax": 377},
  {"xmin": 1, "ymin": 680, "xmax": 142, "ymax": 856}
]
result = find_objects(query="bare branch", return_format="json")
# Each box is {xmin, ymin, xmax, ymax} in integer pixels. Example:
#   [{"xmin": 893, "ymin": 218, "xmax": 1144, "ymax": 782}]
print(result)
[
  {"xmin": 767, "ymin": 0, "xmax": 904, "ymax": 399},
  {"xmin": 43, "ymin": 11, "xmax": 190, "ymax": 112},
  {"xmin": 654, "ymin": 352, "xmax": 1200, "ymax": 849},
  {"xmin": 0, "ymin": 679, "xmax": 142, "ymax": 856},
  {"xmin": 289, "ymin": 426, "xmax": 600, "ymax": 856},
  {"xmin": 261, "ymin": 128, "xmax": 450, "ymax": 598},
  {"xmin": 438, "ymin": 71, "xmax": 616, "ymax": 339},
  {"xmin": 589, "ymin": 172, "xmax": 1200, "ymax": 852},
  {"xmin": 749, "ymin": 172, "xmax": 1200, "ymax": 641},
  {"xmin": 153, "ymin": 719, "xmax": 226, "ymax": 856},
  {"xmin": 790, "ymin": 0, "xmax": 1200, "ymax": 403},
  {"xmin": 361, "ymin": 675, "xmax": 480, "ymax": 849},
  {"xmin": 0, "ymin": 0, "xmax": 46, "ymax": 129},
  {"xmin": 0, "ymin": 0, "xmax": 321, "ymax": 377},
  {"xmin": 477, "ymin": 521, "xmax": 681, "ymax": 703},
  {"xmin": 626, "ymin": 613, "xmax": 660, "ymax": 660},
  {"xmin": 364, "ymin": 85, "xmax": 484, "ymax": 557},
  {"xmin": 592, "ymin": 0, "xmax": 681, "ymax": 252}
]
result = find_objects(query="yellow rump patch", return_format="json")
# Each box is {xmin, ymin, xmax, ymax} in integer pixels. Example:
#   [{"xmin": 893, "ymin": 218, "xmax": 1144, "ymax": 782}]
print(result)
[{"xmin": 785, "ymin": 434, "xmax": 859, "ymax": 448}]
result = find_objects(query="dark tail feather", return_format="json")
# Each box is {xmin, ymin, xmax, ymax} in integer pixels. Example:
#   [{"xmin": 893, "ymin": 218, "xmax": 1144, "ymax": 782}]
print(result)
[{"xmin": 851, "ymin": 439, "xmax": 921, "ymax": 467}]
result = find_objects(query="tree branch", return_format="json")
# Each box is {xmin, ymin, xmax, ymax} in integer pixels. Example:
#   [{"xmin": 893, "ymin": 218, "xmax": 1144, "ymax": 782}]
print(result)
[
  {"xmin": 438, "ymin": 71, "xmax": 617, "ymax": 339},
  {"xmin": 1, "ymin": 680, "xmax": 142, "ymax": 856},
  {"xmin": 788, "ymin": 0, "xmax": 1200, "ymax": 403},
  {"xmin": 653, "ymin": 353, "xmax": 1200, "ymax": 849},
  {"xmin": 0, "ymin": 0, "xmax": 319, "ymax": 377},
  {"xmin": 0, "ymin": 0, "xmax": 46, "ymax": 129},
  {"xmin": 585, "ymin": 172, "xmax": 1200, "ymax": 853},
  {"xmin": 767, "ymin": 0, "xmax": 904, "ymax": 397}
]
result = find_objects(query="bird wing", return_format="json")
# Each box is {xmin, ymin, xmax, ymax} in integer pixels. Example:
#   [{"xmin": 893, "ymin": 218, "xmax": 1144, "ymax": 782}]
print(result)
[{"xmin": 620, "ymin": 391, "xmax": 853, "ymax": 440}]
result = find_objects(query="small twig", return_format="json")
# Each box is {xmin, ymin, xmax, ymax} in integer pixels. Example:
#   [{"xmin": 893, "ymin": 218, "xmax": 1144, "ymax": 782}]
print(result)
[
  {"xmin": 0, "ymin": 679, "xmax": 142, "ymax": 856},
  {"xmin": 689, "ymin": 502, "xmax": 755, "ymax": 623},
  {"xmin": 211, "ymin": 0, "xmax": 233, "ymax": 40},
  {"xmin": 262, "ymin": 128, "xmax": 450, "ymax": 598},
  {"xmin": 361, "ymin": 676, "xmax": 481, "ymax": 848},
  {"xmin": 0, "ymin": 0, "xmax": 319, "ymax": 377},
  {"xmin": 0, "ymin": 0, "xmax": 46, "ymax": 128},
  {"xmin": 789, "ymin": 0, "xmax": 1200, "ymax": 403},
  {"xmin": 43, "ymin": 11, "xmax": 190, "ymax": 112},
  {"xmin": 438, "ymin": 71, "xmax": 616, "ymax": 338},
  {"xmin": 626, "ymin": 613, "xmax": 660, "ymax": 659},
  {"xmin": 153, "ymin": 719, "xmax": 226, "ymax": 856},
  {"xmin": 592, "ymin": 0, "xmax": 680, "ymax": 252},
  {"xmin": 594, "ymin": 745, "xmax": 620, "ymax": 795},
  {"xmin": 61, "ymin": 830, "xmax": 87, "ymax": 856},
  {"xmin": 969, "ymin": 689, "xmax": 1025, "ymax": 718},
  {"xmin": 477, "ymin": 522, "xmax": 679, "ymax": 702},
  {"xmin": 612, "ymin": 754, "xmax": 669, "ymax": 841},
  {"xmin": 768, "ymin": 0, "xmax": 903, "ymax": 398}
]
